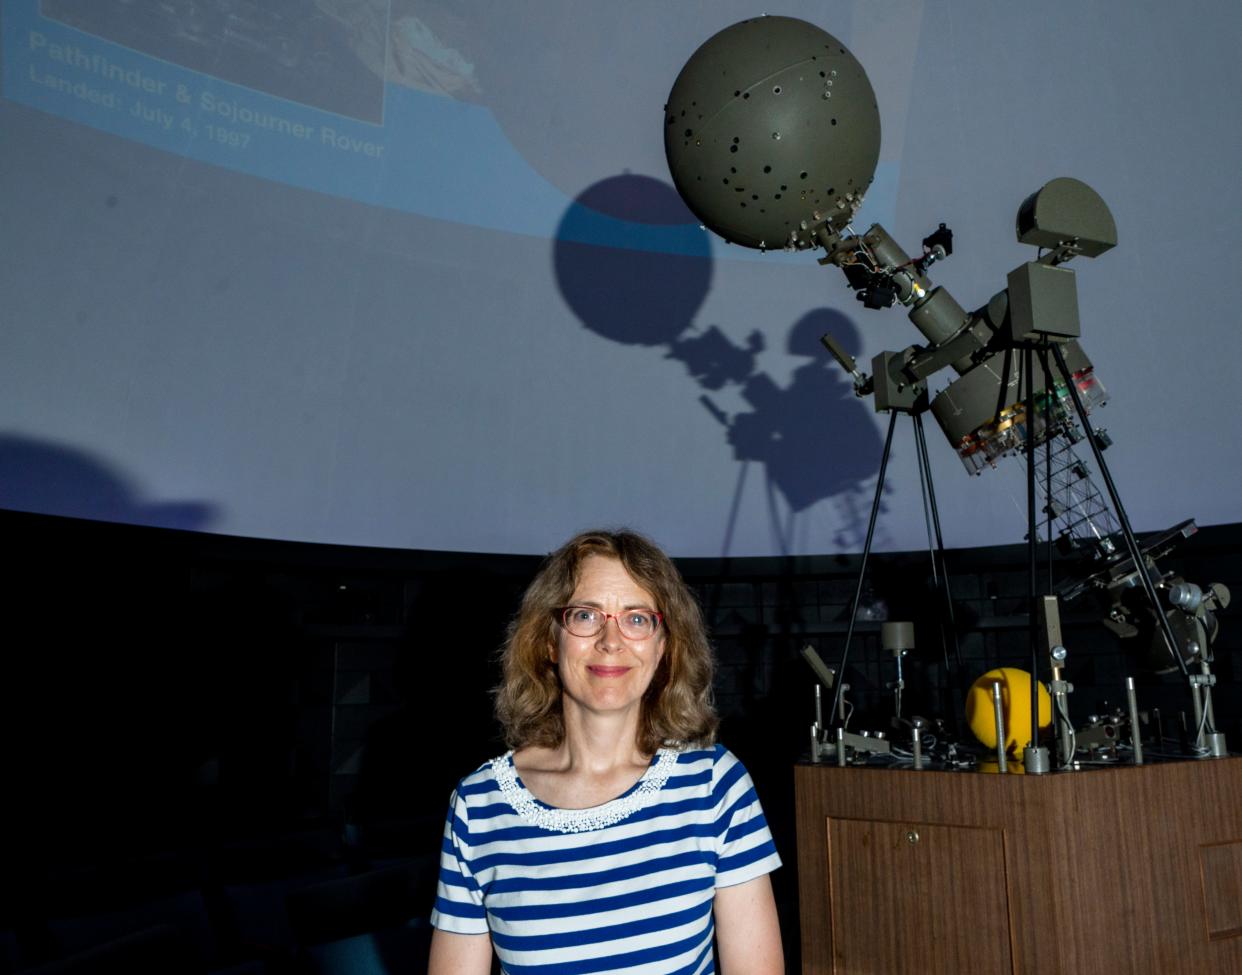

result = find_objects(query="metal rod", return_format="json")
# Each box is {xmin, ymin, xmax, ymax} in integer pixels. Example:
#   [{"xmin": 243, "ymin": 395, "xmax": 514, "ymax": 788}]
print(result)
[
  {"xmin": 1191, "ymin": 680, "xmax": 1205, "ymax": 752},
  {"xmin": 913, "ymin": 413, "xmax": 966, "ymax": 732},
  {"xmin": 828, "ymin": 409, "xmax": 900, "ymax": 725},
  {"xmin": 893, "ymin": 653, "xmax": 904, "ymax": 719},
  {"xmin": 1039, "ymin": 345, "xmax": 1055, "ymax": 597},
  {"xmin": 1125, "ymin": 676, "xmax": 1144, "ymax": 765},
  {"xmin": 1049, "ymin": 342, "xmax": 1191, "ymax": 680},
  {"xmin": 1025, "ymin": 344, "xmax": 1040, "ymax": 756},
  {"xmin": 1052, "ymin": 669, "xmax": 1072, "ymax": 768},
  {"xmin": 992, "ymin": 680, "xmax": 1008, "ymax": 773},
  {"xmin": 914, "ymin": 419, "xmax": 937, "ymax": 584},
  {"xmin": 1201, "ymin": 661, "xmax": 1218, "ymax": 733}
]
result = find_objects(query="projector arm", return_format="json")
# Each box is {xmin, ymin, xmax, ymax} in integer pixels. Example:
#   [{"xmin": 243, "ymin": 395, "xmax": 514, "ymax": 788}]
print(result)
[
  {"xmin": 811, "ymin": 177, "xmax": 1120, "ymax": 419},
  {"xmin": 815, "ymin": 221, "xmax": 997, "ymax": 413}
]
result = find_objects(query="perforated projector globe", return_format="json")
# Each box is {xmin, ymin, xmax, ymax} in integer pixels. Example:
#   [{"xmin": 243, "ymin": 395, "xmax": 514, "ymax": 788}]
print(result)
[{"xmin": 663, "ymin": 15, "xmax": 880, "ymax": 250}]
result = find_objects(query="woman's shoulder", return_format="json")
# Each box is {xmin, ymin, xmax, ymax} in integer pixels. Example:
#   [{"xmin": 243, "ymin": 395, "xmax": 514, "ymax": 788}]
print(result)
[
  {"xmin": 450, "ymin": 751, "xmax": 513, "ymax": 802},
  {"xmin": 668, "ymin": 741, "xmax": 751, "ymax": 785},
  {"xmin": 680, "ymin": 743, "xmax": 766, "ymax": 799},
  {"xmin": 670, "ymin": 741, "xmax": 736, "ymax": 767}
]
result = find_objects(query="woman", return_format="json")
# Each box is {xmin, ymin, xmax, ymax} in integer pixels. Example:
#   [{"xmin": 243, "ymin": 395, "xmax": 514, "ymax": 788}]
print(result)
[{"xmin": 429, "ymin": 529, "xmax": 783, "ymax": 975}]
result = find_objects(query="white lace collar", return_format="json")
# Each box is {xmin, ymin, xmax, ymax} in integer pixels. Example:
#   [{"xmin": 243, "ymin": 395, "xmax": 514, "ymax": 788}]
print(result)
[{"xmin": 490, "ymin": 748, "xmax": 679, "ymax": 834}]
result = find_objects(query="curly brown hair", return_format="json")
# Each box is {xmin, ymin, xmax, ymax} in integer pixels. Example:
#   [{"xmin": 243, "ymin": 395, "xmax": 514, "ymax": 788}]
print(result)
[{"xmin": 495, "ymin": 529, "xmax": 717, "ymax": 756}]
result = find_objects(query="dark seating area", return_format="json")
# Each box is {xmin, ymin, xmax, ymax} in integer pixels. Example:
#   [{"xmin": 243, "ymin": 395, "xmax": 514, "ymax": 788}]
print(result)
[
  {"xmin": 3, "ymin": 510, "xmax": 1239, "ymax": 973},
  {"xmin": 5, "ymin": 826, "xmax": 438, "ymax": 974}
]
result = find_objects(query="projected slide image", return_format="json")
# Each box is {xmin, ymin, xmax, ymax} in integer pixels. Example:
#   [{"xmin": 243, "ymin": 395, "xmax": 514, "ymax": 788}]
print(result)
[
  {"xmin": 386, "ymin": 3, "xmax": 479, "ymax": 98},
  {"xmin": 39, "ymin": 0, "xmax": 389, "ymax": 122}
]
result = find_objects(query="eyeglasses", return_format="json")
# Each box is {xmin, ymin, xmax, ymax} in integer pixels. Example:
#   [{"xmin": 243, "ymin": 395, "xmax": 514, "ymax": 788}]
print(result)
[{"xmin": 557, "ymin": 606, "xmax": 664, "ymax": 640}]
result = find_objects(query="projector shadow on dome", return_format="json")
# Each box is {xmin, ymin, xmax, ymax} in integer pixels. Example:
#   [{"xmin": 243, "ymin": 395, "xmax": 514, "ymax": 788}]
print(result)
[
  {"xmin": 553, "ymin": 176, "xmax": 883, "ymax": 551},
  {"xmin": 0, "ymin": 433, "xmax": 216, "ymax": 531}
]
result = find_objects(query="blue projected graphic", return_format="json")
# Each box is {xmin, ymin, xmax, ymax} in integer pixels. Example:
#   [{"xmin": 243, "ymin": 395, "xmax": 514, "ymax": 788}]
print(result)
[{"xmin": 4, "ymin": 1, "xmax": 894, "ymax": 258}]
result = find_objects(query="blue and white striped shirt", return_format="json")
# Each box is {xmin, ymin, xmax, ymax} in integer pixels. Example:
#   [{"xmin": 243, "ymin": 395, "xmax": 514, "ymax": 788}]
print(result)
[{"xmin": 431, "ymin": 744, "xmax": 781, "ymax": 975}]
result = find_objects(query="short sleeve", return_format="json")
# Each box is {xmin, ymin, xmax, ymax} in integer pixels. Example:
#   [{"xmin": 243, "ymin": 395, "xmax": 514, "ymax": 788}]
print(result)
[
  {"xmin": 712, "ymin": 747, "xmax": 782, "ymax": 888},
  {"xmin": 429, "ymin": 787, "xmax": 489, "ymax": 934}
]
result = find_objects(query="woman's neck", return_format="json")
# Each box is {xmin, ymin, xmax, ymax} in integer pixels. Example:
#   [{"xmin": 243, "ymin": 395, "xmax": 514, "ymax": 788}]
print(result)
[
  {"xmin": 512, "ymin": 698, "xmax": 654, "ymax": 810},
  {"xmin": 554, "ymin": 699, "xmax": 650, "ymax": 772}
]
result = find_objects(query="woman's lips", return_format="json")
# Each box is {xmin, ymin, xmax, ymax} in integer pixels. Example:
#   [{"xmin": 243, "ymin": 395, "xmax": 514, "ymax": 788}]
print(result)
[{"xmin": 587, "ymin": 665, "xmax": 631, "ymax": 678}]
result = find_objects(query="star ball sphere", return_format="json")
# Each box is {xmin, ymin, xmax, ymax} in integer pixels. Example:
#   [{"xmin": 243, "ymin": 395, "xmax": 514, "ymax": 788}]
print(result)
[{"xmin": 664, "ymin": 15, "xmax": 880, "ymax": 251}]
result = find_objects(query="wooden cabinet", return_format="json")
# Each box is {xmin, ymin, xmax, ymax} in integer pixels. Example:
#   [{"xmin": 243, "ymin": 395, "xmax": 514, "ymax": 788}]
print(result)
[{"xmin": 795, "ymin": 758, "xmax": 1242, "ymax": 974}]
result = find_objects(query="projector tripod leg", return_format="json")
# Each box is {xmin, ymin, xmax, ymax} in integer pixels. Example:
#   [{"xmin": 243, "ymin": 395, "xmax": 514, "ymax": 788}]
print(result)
[
  {"xmin": 829, "ymin": 407, "xmax": 965, "ymax": 747},
  {"xmin": 1023, "ymin": 344, "xmax": 1051, "ymax": 773},
  {"xmin": 828, "ymin": 410, "xmax": 898, "ymax": 725},
  {"xmin": 1047, "ymin": 344, "xmax": 1225, "ymax": 755},
  {"xmin": 913, "ymin": 412, "xmax": 966, "ymax": 736}
]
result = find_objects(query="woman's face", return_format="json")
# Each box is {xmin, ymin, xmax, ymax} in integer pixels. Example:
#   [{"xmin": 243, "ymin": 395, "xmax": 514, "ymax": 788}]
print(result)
[{"xmin": 553, "ymin": 554, "xmax": 666, "ymax": 722}]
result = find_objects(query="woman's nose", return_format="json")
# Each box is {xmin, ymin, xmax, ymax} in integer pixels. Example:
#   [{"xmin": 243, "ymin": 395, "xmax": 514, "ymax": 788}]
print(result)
[{"xmin": 596, "ymin": 616, "xmax": 624, "ymax": 651}]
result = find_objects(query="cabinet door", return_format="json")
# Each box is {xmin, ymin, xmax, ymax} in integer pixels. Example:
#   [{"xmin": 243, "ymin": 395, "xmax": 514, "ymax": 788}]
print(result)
[{"xmin": 824, "ymin": 817, "xmax": 1013, "ymax": 975}]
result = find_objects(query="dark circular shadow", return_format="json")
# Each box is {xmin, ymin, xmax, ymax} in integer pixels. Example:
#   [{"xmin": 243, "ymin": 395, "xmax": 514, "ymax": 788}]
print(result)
[{"xmin": 554, "ymin": 174, "xmax": 712, "ymax": 346}]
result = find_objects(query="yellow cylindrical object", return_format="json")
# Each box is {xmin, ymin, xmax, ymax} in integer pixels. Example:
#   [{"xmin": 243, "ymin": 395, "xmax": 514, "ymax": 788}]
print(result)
[{"xmin": 965, "ymin": 667, "xmax": 1052, "ymax": 757}]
